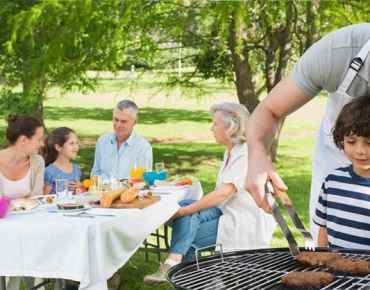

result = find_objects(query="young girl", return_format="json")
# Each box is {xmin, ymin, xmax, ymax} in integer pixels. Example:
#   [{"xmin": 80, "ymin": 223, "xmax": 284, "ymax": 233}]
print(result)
[{"xmin": 43, "ymin": 127, "xmax": 82, "ymax": 195}]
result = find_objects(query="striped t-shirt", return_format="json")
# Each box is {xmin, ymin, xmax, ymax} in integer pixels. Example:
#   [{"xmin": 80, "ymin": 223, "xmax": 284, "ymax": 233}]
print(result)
[{"xmin": 314, "ymin": 166, "xmax": 370, "ymax": 250}]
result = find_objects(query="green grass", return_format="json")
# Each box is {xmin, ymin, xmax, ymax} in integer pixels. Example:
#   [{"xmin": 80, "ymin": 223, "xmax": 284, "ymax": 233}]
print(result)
[{"xmin": 0, "ymin": 74, "xmax": 325, "ymax": 289}]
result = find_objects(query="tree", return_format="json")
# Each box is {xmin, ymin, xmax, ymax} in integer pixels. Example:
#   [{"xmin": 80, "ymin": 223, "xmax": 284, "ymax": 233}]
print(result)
[{"xmin": 0, "ymin": 0, "xmax": 135, "ymax": 121}]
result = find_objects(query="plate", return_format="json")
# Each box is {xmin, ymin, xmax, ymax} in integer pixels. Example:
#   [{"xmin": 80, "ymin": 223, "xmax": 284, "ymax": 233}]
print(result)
[
  {"xmin": 75, "ymin": 193, "xmax": 102, "ymax": 203},
  {"xmin": 9, "ymin": 198, "xmax": 39, "ymax": 215},
  {"xmin": 47, "ymin": 204, "xmax": 91, "ymax": 213},
  {"xmin": 150, "ymin": 185, "xmax": 189, "ymax": 191},
  {"xmin": 30, "ymin": 194, "xmax": 56, "ymax": 205},
  {"xmin": 57, "ymin": 203, "xmax": 85, "ymax": 210},
  {"xmin": 10, "ymin": 205, "xmax": 39, "ymax": 215}
]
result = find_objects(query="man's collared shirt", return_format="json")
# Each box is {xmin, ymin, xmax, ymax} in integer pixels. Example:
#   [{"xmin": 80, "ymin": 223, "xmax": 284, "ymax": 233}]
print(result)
[{"xmin": 91, "ymin": 131, "xmax": 153, "ymax": 180}]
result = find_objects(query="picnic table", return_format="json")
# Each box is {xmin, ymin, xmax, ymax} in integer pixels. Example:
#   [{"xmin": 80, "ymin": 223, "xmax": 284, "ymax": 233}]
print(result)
[{"xmin": 0, "ymin": 182, "xmax": 202, "ymax": 290}]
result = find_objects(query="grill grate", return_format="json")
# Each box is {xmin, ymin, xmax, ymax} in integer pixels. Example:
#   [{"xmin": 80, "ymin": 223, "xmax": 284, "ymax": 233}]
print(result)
[{"xmin": 168, "ymin": 248, "xmax": 370, "ymax": 290}]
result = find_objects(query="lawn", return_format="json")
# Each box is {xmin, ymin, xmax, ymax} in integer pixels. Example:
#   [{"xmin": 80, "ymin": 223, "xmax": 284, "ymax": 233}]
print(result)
[{"xmin": 0, "ymin": 75, "xmax": 325, "ymax": 289}]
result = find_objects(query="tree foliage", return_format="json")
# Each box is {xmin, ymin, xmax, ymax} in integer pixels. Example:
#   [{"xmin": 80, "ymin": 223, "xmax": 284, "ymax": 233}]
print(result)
[
  {"xmin": 0, "ymin": 0, "xmax": 137, "ymax": 120},
  {"xmin": 140, "ymin": 0, "xmax": 370, "ymax": 110},
  {"xmin": 134, "ymin": 0, "xmax": 370, "ymax": 159}
]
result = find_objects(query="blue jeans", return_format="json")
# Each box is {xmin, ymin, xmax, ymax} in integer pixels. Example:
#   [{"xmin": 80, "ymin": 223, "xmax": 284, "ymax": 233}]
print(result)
[{"xmin": 170, "ymin": 199, "xmax": 222, "ymax": 261}]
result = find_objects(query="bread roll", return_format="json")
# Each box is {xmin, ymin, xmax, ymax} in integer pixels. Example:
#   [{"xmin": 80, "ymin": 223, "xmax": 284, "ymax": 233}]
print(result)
[
  {"xmin": 100, "ymin": 188, "xmax": 126, "ymax": 208},
  {"xmin": 120, "ymin": 188, "xmax": 139, "ymax": 203}
]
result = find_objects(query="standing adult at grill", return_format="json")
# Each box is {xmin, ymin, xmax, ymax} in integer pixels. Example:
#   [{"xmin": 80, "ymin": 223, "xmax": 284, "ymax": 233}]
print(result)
[
  {"xmin": 144, "ymin": 102, "xmax": 275, "ymax": 284},
  {"xmin": 91, "ymin": 100, "xmax": 153, "ymax": 180},
  {"xmin": 245, "ymin": 23, "xmax": 370, "ymax": 241}
]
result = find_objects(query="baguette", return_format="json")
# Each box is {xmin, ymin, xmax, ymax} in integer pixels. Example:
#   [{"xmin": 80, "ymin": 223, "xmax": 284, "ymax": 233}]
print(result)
[
  {"xmin": 120, "ymin": 188, "xmax": 139, "ymax": 203},
  {"xmin": 100, "ymin": 188, "xmax": 127, "ymax": 208}
]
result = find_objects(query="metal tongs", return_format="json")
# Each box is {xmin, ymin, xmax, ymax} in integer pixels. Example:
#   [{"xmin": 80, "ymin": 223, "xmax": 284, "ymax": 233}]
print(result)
[{"xmin": 265, "ymin": 182, "xmax": 315, "ymax": 256}]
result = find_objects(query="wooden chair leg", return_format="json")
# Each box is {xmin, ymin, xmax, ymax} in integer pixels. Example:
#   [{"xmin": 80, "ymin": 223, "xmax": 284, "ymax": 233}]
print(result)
[
  {"xmin": 0, "ymin": 277, "xmax": 5, "ymax": 290},
  {"xmin": 164, "ymin": 225, "xmax": 170, "ymax": 249},
  {"xmin": 144, "ymin": 238, "xmax": 149, "ymax": 262},
  {"xmin": 156, "ymin": 229, "xmax": 161, "ymax": 261}
]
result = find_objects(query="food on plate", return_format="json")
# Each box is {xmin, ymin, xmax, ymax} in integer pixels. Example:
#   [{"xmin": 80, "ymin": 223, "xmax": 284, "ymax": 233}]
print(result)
[
  {"xmin": 10, "ymin": 198, "xmax": 38, "ymax": 212},
  {"xmin": 82, "ymin": 178, "xmax": 92, "ymax": 190},
  {"xmin": 100, "ymin": 187, "xmax": 127, "ymax": 208},
  {"xmin": 120, "ymin": 187, "xmax": 139, "ymax": 203},
  {"xmin": 176, "ymin": 178, "xmax": 193, "ymax": 186},
  {"xmin": 295, "ymin": 251, "xmax": 341, "ymax": 267},
  {"xmin": 46, "ymin": 195, "xmax": 55, "ymax": 204},
  {"xmin": 143, "ymin": 191, "xmax": 153, "ymax": 198},
  {"xmin": 75, "ymin": 185, "xmax": 87, "ymax": 194},
  {"xmin": 131, "ymin": 181, "xmax": 146, "ymax": 189},
  {"xmin": 57, "ymin": 203, "xmax": 84, "ymax": 210},
  {"xmin": 281, "ymin": 272, "xmax": 334, "ymax": 288},
  {"xmin": 327, "ymin": 257, "xmax": 370, "ymax": 275}
]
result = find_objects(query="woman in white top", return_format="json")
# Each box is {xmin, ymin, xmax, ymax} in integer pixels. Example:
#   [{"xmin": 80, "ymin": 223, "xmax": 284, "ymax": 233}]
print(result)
[
  {"xmin": 144, "ymin": 102, "xmax": 276, "ymax": 284},
  {"xmin": 0, "ymin": 115, "xmax": 44, "ymax": 290},
  {"xmin": 0, "ymin": 115, "xmax": 45, "ymax": 199}
]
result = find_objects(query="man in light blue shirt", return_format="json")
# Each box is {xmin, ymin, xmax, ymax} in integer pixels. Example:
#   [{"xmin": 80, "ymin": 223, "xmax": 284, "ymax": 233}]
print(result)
[{"xmin": 91, "ymin": 100, "xmax": 153, "ymax": 180}]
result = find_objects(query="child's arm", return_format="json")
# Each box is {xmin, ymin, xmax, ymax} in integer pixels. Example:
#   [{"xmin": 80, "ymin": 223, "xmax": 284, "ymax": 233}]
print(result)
[
  {"xmin": 43, "ymin": 167, "xmax": 53, "ymax": 195},
  {"xmin": 43, "ymin": 184, "xmax": 52, "ymax": 195},
  {"xmin": 317, "ymin": 226, "xmax": 328, "ymax": 247},
  {"xmin": 314, "ymin": 176, "xmax": 330, "ymax": 247}
]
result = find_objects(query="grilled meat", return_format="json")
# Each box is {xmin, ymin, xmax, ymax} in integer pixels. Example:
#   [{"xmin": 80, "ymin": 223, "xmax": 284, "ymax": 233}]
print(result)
[
  {"xmin": 282, "ymin": 272, "xmax": 334, "ymax": 289},
  {"xmin": 327, "ymin": 257, "xmax": 370, "ymax": 275},
  {"xmin": 296, "ymin": 251, "xmax": 370, "ymax": 276},
  {"xmin": 295, "ymin": 251, "xmax": 341, "ymax": 267}
]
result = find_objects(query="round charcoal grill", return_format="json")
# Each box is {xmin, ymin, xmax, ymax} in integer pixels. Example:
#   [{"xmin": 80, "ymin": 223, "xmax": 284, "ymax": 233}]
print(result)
[{"xmin": 167, "ymin": 248, "xmax": 370, "ymax": 290}]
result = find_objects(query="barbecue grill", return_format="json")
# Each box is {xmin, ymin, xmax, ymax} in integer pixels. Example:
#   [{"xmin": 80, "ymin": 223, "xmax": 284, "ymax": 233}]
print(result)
[{"xmin": 167, "ymin": 247, "xmax": 370, "ymax": 290}]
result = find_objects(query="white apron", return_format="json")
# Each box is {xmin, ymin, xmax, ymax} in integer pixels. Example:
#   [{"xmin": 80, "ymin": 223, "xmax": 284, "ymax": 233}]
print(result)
[{"xmin": 310, "ymin": 39, "xmax": 370, "ymax": 241}]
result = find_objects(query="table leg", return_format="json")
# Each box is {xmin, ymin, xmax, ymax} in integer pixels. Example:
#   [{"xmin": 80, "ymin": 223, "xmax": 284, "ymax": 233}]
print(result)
[{"xmin": 0, "ymin": 276, "xmax": 6, "ymax": 290}]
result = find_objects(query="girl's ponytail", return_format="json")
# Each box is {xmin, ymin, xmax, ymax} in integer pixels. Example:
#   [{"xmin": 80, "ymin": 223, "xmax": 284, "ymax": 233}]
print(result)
[{"xmin": 43, "ymin": 135, "xmax": 59, "ymax": 166}]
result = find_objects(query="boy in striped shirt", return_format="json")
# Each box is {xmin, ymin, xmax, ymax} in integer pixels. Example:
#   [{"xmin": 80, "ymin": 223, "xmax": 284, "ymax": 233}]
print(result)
[{"xmin": 315, "ymin": 95, "xmax": 370, "ymax": 249}]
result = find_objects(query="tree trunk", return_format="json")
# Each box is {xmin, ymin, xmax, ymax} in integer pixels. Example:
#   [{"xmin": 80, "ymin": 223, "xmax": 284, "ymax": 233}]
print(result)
[
  {"xmin": 228, "ymin": 6, "xmax": 258, "ymax": 114},
  {"xmin": 22, "ymin": 75, "xmax": 46, "ymax": 125},
  {"xmin": 304, "ymin": 0, "xmax": 320, "ymax": 52}
]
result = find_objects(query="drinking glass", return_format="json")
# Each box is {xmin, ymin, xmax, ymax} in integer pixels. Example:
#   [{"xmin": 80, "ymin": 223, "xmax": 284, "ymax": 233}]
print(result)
[
  {"xmin": 130, "ymin": 165, "xmax": 144, "ymax": 181},
  {"xmin": 55, "ymin": 179, "xmax": 68, "ymax": 204},
  {"xmin": 90, "ymin": 176, "xmax": 102, "ymax": 193},
  {"xmin": 101, "ymin": 179, "xmax": 112, "ymax": 192},
  {"xmin": 155, "ymin": 162, "xmax": 168, "ymax": 180}
]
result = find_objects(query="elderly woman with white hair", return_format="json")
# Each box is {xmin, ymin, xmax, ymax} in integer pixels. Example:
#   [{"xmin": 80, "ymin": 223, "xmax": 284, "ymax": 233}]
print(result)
[{"xmin": 144, "ymin": 102, "xmax": 276, "ymax": 284}]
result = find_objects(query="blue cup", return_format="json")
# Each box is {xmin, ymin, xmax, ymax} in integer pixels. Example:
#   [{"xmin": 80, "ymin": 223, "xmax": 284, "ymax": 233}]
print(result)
[
  {"xmin": 157, "ymin": 170, "xmax": 168, "ymax": 181},
  {"xmin": 143, "ymin": 171, "xmax": 158, "ymax": 186}
]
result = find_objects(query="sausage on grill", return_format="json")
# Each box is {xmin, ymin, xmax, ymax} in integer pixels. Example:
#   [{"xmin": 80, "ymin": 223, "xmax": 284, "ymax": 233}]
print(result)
[
  {"xmin": 295, "ymin": 251, "xmax": 341, "ymax": 267},
  {"xmin": 327, "ymin": 257, "xmax": 370, "ymax": 275},
  {"xmin": 282, "ymin": 272, "xmax": 334, "ymax": 288}
]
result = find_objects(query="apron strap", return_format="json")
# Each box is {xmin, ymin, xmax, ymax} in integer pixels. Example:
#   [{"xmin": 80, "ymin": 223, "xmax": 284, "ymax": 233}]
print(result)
[{"xmin": 337, "ymin": 39, "xmax": 370, "ymax": 94}]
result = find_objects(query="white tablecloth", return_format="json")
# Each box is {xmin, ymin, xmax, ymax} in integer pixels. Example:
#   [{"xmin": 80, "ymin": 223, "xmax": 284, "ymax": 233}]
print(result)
[{"xmin": 0, "ymin": 184, "xmax": 202, "ymax": 290}]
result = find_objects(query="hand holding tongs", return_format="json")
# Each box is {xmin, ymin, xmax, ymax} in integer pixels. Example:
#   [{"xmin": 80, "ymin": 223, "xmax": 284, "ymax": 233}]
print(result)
[{"xmin": 265, "ymin": 182, "xmax": 315, "ymax": 256}]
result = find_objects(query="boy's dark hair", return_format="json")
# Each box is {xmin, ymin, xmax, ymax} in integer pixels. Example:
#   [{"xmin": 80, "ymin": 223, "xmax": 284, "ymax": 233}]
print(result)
[
  {"xmin": 333, "ymin": 95, "xmax": 370, "ymax": 149},
  {"xmin": 43, "ymin": 127, "xmax": 75, "ymax": 166},
  {"xmin": 6, "ymin": 115, "xmax": 42, "ymax": 145}
]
